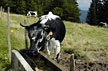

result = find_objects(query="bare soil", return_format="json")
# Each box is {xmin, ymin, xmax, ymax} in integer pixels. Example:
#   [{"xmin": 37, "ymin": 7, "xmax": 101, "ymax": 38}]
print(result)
[
  {"xmin": 59, "ymin": 52, "xmax": 108, "ymax": 71},
  {"xmin": 21, "ymin": 50, "xmax": 108, "ymax": 71}
]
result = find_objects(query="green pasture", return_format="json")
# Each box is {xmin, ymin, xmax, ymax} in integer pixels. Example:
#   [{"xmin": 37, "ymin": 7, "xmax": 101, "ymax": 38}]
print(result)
[{"xmin": 0, "ymin": 12, "xmax": 108, "ymax": 71}]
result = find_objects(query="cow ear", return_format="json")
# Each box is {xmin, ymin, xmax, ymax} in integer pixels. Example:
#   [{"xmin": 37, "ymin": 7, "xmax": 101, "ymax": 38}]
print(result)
[{"xmin": 20, "ymin": 23, "xmax": 30, "ymax": 31}]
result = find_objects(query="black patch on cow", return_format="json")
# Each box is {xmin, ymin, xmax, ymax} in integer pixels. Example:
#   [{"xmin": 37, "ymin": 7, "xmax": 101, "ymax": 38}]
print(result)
[
  {"xmin": 37, "ymin": 38, "xmax": 47, "ymax": 51},
  {"xmin": 56, "ymin": 53, "xmax": 60, "ymax": 60},
  {"xmin": 30, "ymin": 12, "xmax": 35, "ymax": 15},
  {"xmin": 44, "ymin": 18, "xmax": 66, "ymax": 42}
]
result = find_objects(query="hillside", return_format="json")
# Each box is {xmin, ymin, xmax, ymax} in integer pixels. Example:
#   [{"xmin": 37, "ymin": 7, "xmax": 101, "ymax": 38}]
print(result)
[
  {"xmin": 0, "ymin": 12, "xmax": 108, "ymax": 70},
  {"xmin": 62, "ymin": 21, "xmax": 108, "ymax": 62}
]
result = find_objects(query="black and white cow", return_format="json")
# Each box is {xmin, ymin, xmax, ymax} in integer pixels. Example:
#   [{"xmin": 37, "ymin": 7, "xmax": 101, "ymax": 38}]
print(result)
[
  {"xmin": 27, "ymin": 11, "xmax": 37, "ymax": 18},
  {"xmin": 21, "ymin": 12, "xmax": 66, "ymax": 62},
  {"xmin": 99, "ymin": 22, "xmax": 108, "ymax": 28}
]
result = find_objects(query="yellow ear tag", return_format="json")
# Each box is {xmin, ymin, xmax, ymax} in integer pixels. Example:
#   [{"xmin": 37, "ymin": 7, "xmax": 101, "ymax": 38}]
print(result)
[{"xmin": 49, "ymin": 32, "xmax": 53, "ymax": 35}]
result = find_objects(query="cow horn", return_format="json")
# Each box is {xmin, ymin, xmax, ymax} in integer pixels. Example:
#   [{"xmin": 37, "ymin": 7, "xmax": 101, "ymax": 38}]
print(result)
[
  {"xmin": 20, "ymin": 23, "xmax": 29, "ymax": 27},
  {"xmin": 20, "ymin": 23, "xmax": 30, "ymax": 31}
]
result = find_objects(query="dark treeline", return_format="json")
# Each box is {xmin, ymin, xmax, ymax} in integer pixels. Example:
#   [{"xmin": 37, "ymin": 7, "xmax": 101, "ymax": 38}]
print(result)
[
  {"xmin": 0, "ymin": 0, "xmax": 80, "ymax": 22},
  {"xmin": 87, "ymin": 0, "xmax": 108, "ymax": 25}
]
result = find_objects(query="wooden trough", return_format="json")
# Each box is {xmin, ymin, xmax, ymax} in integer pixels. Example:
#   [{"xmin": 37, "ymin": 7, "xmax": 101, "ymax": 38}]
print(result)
[
  {"xmin": 11, "ymin": 50, "xmax": 34, "ymax": 71},
  {"xmin": 11, "ymin": 49, "xmax": 69, "ymax": 71}
]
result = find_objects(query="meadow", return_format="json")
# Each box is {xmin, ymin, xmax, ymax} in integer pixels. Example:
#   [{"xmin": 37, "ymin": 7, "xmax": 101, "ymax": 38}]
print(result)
[{"xmin": 0, "ymin": 12, "xmax": 108, "ymax": 71}]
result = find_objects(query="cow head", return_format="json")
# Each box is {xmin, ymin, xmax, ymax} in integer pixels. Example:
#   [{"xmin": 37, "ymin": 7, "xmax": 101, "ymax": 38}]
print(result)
[{"xmin": 20, "ymin": 23, "xmax": 55, "ymax": 53}]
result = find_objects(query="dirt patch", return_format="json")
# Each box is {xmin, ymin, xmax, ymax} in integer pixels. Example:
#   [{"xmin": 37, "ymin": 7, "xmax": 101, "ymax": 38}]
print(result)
[
  {"xmin": 20, "ymin": 49, "xmax": 108, "ymax": 71},
  {"xmin": 59, "ymin": 52, "xmax": 108, "ymax": 71}
]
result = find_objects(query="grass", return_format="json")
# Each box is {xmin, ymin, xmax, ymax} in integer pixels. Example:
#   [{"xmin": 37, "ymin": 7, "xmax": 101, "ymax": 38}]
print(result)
[
  {"xmin": 0, "ymin": 12, "xmax": 108, "ymax": 70},
  {"xmin": 0, "ymin": 12, "xmax": 38, "ymax": 71},
  {"xmin": 62, "ymin": 21, "xmax": 108, "ymax": 62}
]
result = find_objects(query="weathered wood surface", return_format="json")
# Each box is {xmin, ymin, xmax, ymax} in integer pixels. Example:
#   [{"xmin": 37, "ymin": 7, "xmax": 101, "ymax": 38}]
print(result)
[
  {"xmin": 24, "ymin": 20, "xmax": 28, "ymax": 49},
  {"xmin": 70, "ymin": 54, "xmax": 75, "ymax": 71},
  {"xmin": 11, "ymin": 50, "xmax": 34, "ymax": 71},
  {"xmin": 39, "ymin": 51, "xmax": 68, "ymax": 71},
  {"xmin": 7, "ymin": 7, "xmax": 11, "ymax": 62},
  {"xmin": 20, "ymin": 49, "xmax": 68, "ymax": 71}
]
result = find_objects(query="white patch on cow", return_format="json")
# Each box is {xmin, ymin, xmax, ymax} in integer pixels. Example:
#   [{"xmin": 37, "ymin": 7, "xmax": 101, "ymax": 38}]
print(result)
[
  {"xmin": 45, "ymin": 42, "xmax": 50, "ymax": 56},
  {"xmin": 27, "ymin": 11, "xmax": 37, "ymax": 18},
  {"xmin": 39, "ymin": 38, "xmax": 42, "ymax": 42},
  {"xmin": 39, "ymin": 30, "xmax": 44, "ymax": 42},
  {"xmin": 45, "ymin": 38, "xmax": 60, "ymax": 61},
  {"xmin": 32, "ymin": 37, "xmax": 36, "ymax": 40},
  {"xmin": 40, "ymin": 12, "xmax": 60, "ymax": 24},
  {"xmin": 48, "ymin": 12, "xmax": 59, "ymax": 20}
]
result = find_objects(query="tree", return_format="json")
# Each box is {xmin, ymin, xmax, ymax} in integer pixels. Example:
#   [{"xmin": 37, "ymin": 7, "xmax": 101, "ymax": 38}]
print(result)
[
  {"xmin": 52, "ymin": 7, "xmax": 63, "ymax": 17},
  {"xmin": 25, "ymin": 0, "xmax": 38, "ymax": 13},
  {"xmin": 0, "ymin": 0, "xmax": 80, "ymax": 22},
  {"xmin": 16, "ymin": 0, "xmax": 26, "ymax": 14},
  {"xmin": 86, "ymin": 0, "xmax": 108, "ymax": 25},
  {"xmin": 86, "ymin": 0, "xmax": 98, "ymax": 25},
  {"xmin": 34, "ymin": 0, "xmax": 44, "ymax": 16},
  {"xmin": 0, "ymin": 0, "xmax": 9, "ymax": 9},
  {"xmin": 42, "ymin": 0, "xmax": 54, "ymax": 14},
  {"xmin": 96, "ymin": 0, "xmax": 104, "ymax": 23},
  {"xmin": 103, "ymin": 0, "xmax": 108, "ymax": 23},
  {"xmin": 62, "ymin": 0, "xmax": 80, "ymax": 22}
]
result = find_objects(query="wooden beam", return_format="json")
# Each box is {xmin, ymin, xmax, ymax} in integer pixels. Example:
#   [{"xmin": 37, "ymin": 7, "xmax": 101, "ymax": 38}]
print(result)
[
  {"xmin": 39, "ymin": 51, "xmax": 68, "ymax": 71},
  {"xmin": 24, "ymin": 20, "xmax": 28, "ymax": 49},
  {"xmin": 11, "ymin": 50, "xmax": 34, "ymax": 71},
  {"xmin": 7, "ymin": 7, "xmax": 11, "ymax": 62},
  {"xmin": 1, "ymin": 6, "xmax": 2, "ymax": 17},
  {"xmin": 70, "ymin": 54, "xmax": 75, "ymax": 71}
]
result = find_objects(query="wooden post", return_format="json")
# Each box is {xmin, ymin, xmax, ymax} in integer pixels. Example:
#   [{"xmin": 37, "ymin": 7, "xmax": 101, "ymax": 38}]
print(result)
[
  {"xmin": 7, "ymin": 7, "xmax": 11, "ymax": 62},
  {"xmin": 24, "ymin": 20, "xmax": 28, "ymax": 49},
  {"xmin": 2, "ymin": 8, "xmax": 4, "ymax": 17},
  {"xmin": 70, "ymin": 54, "xmax": 75, "ymax": 71},
  {"xmin": 1, "ymin": 6, "xmax": 3, "ymax": 17}
]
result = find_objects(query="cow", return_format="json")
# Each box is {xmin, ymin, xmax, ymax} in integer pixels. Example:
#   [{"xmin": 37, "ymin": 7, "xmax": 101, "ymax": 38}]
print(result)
[
  {"xmin": 21, "ymin": 12, "xmax": 66, "ymax": 62},
  {"xmin": 27, "ymin": 11, "xmax": 37, "ymax": 18},
  {"xmin": 99, "ymin": 22, "xmax": 108, "ymax": 28}
]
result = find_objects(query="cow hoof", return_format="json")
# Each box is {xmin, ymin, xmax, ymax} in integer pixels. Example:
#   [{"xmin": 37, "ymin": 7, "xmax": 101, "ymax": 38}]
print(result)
[{"xmin": 54, "ymin": 58, "xmax": 60, "ymax": 63}]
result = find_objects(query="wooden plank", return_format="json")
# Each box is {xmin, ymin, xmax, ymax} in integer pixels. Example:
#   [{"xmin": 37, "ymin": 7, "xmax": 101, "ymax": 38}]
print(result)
[
  {"xmin": 39, "ymin": 51, "xmax": 68, "ymax": 71},
  {"xmin": 70, "ymin": 54, "xmax": 75, "ymax": 71},
  {"xmin": 24, "ymin": 20, "xmax": 28, "ymax": 49},
  {"xmin": 11, "ymin": 50, "xmax": 34, "ymax": 71},
  {"xmin": 7, "ymin": 7, "xmax": 11, "ymax": 62},
  {"xmin": 1, "ymin": 6, "xmax": 2, "ymax": 17},
  {"xmin": 2, "ymin": 8, "xmax": 4, "ymax": 18}
]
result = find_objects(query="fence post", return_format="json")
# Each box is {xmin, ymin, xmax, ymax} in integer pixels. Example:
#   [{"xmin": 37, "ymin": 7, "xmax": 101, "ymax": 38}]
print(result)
[
  {"xmin": 2, "ymin": 8, "xmax": 4, "ymax": 18},
  {"xmin": 24, "ymin": 20, "xmax": 28, "ymax": 49},
  {"xmin": 7, "ymin": 7, "xmax": 11, "ymax": 62},
  {"xmin": 1, "ymin": 6, "xmax": 3, "ymax": 17},
  {"xmin": 70, "ymin": 54, "xmax": 75, "ymax": 71}
]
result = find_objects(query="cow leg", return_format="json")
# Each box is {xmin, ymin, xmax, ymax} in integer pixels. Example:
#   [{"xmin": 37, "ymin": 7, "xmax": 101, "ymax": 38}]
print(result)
[
  {"xmin": 45, "ymin": 42, "xmax": 51, "ymax": 56},
  {"xmin": 54, "ymin": 40, "xmax": 60, "ymax": 62}
]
